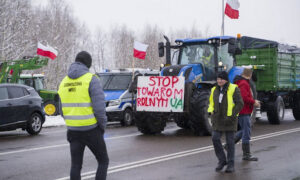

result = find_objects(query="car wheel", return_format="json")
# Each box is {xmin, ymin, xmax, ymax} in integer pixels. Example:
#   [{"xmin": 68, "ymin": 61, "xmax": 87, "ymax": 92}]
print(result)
[
  {"xmin": 121, "ymin": 108, "xmax": 133, "ymax": 126},
  {"xmin": 26, "ymin": 113, "xmax": 43, "ymax": 135}
]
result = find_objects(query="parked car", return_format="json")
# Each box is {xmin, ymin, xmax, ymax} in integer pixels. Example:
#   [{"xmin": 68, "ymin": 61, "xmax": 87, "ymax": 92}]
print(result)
[{"xmin": 0, "ymin": 84, "xmax": 45, "ymax": 135}]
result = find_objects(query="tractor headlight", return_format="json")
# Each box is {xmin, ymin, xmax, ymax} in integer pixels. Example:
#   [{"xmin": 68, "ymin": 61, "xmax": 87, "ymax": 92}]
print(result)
[{"xmin": 108, "ymin": 99, "xmax": 121, "ymax": 107}]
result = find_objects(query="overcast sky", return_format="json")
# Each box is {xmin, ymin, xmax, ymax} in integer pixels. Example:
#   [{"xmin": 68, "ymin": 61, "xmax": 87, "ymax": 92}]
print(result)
[{"xmin": 35, "ymin": 0, "xmax": 300, "ymax": 46}]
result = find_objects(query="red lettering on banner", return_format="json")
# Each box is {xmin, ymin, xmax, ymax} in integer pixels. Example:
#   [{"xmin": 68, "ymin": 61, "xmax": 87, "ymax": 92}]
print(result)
[
  {"xmin": 137, "ymin": 98, "xmax": 141, "ymax": 106},
  {"xmin": 149, "ymin": 97, "xmax": 155, "ymax": 106},
  {"xmin": 162, "ymin": 77, "xmax": 170, "ymax": 87},
  {"xmin": 137, "ymin": 87, "xmax": 141, "ymax": 96},
  {"xmin": 149, "ymin": 76, "xmax": 156, "ymax": 86},
  {"xmin": 161, "ymin": 87, "xmax": 166, "ymax": 97},
  {"xmin": 153, "ymin": 88, "xmax": 159, "ymax": 97},
  {"xmin": 147, "ymin": 87, "xmax": 154, "ymax": 96},
  {"xmin": 166, "ymin": 88, "xmax": 172, "ymax": 97},
  {"xmin": 172, "ymin": 76, "xmax": 179, "ymax": 88}
]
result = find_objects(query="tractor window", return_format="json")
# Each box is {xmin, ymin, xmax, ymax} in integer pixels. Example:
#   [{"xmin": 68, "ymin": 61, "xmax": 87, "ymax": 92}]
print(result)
[
  {"xmin": 180, "ymin": 44, "xmax": 215, "ymax": 68},
  {"xmin": 34, "ymin": 78, "xmax": 44, "ymax": 91},
  {"xmin": 217, "ymin": 43, "xmax": 234, "ymax": 71},
  {"xmin": 18, "ymin": 78, "xmax": 34, "ymax": 87}
]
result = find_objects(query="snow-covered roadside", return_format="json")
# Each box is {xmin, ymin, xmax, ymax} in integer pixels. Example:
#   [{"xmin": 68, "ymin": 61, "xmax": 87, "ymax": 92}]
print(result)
[{"xmin": 43, "ymin": 115, "xmax": 65, "ymax": 127}]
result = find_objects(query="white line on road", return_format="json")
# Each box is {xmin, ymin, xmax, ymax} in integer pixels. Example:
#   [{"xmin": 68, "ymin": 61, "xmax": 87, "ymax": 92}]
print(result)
[
  {"xmin": 55, "ymin": 127, "xmax": 300, "ymax": 180},
  {"xmin": 0, "ymin": 127, "xmax": 180, "ymax": 156}
]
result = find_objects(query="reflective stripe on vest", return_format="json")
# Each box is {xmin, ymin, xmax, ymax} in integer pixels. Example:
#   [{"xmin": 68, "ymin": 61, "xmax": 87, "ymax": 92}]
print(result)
[
  {"xmin": 58, "ymin": 73, "xmax": 97, "ymax": 128},
  {"xmin": 207, "ymin": 83, "xmax": 238, "ymax": 116}
]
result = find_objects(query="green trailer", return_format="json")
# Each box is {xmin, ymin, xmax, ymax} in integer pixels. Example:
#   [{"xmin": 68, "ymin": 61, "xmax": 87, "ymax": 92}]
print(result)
[
  {"xmin": 235, "ymin": 36, "xmax": 300, "ymax": 124},
  {"xmin": 0, "ymin": 57, "xmax": 59, "ymax": 116}
]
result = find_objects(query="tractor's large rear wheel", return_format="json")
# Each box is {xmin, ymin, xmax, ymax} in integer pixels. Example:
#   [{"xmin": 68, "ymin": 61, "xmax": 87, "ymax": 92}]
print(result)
[
  {"xmin": 174, "ymin": 114, "xmax": 190, "ymax": 129},
  {"xmin": 135, "ymin": 112, "xmax": 166, "ymax": 135},
  {"xmin": 189, "ymin": 89, "xmax": 212, "ymax": 136}
]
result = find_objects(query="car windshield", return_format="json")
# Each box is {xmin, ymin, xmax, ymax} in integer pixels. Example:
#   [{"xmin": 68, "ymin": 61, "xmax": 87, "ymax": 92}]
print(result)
[
  {"xmin": 98, "ymin": 74, "xmax": 132, "ymax": 90},
  {"xmin": 98, "ymin": 75, "xmax": 110, "ymax": 88}
]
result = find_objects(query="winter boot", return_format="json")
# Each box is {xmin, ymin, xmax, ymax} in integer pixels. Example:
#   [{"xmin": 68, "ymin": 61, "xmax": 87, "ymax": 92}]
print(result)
[
  {"xmin": 225, "ymin": 162, "xmax": 234, "ymax": 173},
  {"xmin": 215, "ymin": 161, "xmax": 227, "ymax": 172},
  {"xmin": 242, "ymin": 143, "xmax": 258, "ymax": 161}
]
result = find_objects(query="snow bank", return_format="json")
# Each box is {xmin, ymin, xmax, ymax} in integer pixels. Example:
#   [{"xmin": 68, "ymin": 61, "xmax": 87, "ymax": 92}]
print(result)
[{"xmin": 43, "ymin": 115, "xmax": 65, "ymax": 127}]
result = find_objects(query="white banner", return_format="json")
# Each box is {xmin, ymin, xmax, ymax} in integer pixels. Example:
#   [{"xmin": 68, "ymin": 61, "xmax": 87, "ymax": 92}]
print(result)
[{"xmin": 136, "ymin": 76, "xmax": 185, "ymax": 112}]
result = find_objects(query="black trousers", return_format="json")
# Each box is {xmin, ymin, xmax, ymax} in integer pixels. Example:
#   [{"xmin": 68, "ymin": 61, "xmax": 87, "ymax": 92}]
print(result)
[
  {"xmin": 67, "ymin": 127, "xmax": 109, "ymax": 180},
  {"xmin": 212, "ymin": 131, "xmax": 235, "ymax": 166}
]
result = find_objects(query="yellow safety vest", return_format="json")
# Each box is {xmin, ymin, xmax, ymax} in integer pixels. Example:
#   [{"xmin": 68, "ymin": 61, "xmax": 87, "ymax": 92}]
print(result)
[
  {"xmin": 58, "ymin": 73, "xmax": 97, "ymax": 128},
  {"xmin": 203, "ymin": 53, "xmax": 213, "ymax": 65},
  {"xmin": 208, "ymin": 83, "xmax": 238, "ymax": 116}
]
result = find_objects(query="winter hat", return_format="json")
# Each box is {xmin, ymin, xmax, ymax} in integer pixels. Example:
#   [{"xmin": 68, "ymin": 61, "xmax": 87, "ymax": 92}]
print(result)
[
  {"xmin": 217, "ymin": 71, "xmax": 229, "ymax": 81},
  {"xmin": 75, "ymin": 51, "xmax": 92, "ymax": 68}
]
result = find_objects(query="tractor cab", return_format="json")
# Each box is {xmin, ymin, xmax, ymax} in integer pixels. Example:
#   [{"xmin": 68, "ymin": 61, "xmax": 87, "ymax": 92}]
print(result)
[
  {"xmin": 18, "ymin": 74, "xmax": 45, "ymax": 91},
  {"xmin": 159, "ymin": 36, "xmax": 241, "ymax": 83}
]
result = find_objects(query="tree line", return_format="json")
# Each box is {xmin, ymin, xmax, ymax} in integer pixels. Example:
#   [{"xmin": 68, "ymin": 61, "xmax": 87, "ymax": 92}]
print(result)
[{"xmin": 0, "ymin": 0, "xmax": 210, "ymax": 89}]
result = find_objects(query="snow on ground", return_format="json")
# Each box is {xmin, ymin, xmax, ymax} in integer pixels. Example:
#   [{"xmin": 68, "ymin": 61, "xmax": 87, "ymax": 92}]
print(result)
[{"xmin": 43, "ymin": 115, "xmax": 65, "ymax": 127}]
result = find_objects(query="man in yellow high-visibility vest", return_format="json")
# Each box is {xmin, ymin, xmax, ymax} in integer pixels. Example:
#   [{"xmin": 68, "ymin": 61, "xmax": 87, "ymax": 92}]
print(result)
[
  {"xmin": 208, "ymin": 71, "xmax": 244, "ymax": 173},
  {"xmin": 58, "ymin": 51, "xmax": 108, "ymax": 180}
]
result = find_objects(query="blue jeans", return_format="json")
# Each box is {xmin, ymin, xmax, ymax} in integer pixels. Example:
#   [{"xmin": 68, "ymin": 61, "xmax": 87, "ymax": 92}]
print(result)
[
  {"xmin": 235, "ymin": 114, "xmax": 251, "ymax": 144},
  {"xmin": 212, "ymin": 131, "xmax": 235, "ymax": 166}
]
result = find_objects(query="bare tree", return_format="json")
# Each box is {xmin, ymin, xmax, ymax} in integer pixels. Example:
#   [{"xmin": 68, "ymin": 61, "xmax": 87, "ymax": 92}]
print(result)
[{"xmin": 92, "ymin": 27, "xmax": 107, "ymax": 72}]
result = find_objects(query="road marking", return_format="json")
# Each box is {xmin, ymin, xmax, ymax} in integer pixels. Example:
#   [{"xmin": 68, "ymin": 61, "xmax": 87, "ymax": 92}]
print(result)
[
  {"xmin": 55, "ymin": 127, "xmax": 300, "ymax": 180},
  {"xmin": 0, "ymin": 127, "xmax": 179, "ymax": 156}
]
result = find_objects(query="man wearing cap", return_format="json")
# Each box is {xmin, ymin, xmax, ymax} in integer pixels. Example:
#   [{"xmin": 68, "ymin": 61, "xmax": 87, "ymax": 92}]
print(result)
[
  {"xmin": 208, "ymin": 71, "xmax": 244, "ymax": 173},
  {"xmin": 58, "ymin": 51, "xmax": 109, "ymax": 180}
]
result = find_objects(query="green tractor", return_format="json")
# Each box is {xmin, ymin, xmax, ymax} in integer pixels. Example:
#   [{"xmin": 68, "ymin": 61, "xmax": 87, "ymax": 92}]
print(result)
[{"xmin": 0, "ymin": 56, "xmax": 59, "ymax": 116}]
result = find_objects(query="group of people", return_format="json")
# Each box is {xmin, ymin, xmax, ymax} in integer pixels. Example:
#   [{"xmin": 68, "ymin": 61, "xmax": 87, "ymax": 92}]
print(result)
[
  {"xmin": 208, "ymin": 70, "xmax": 260, "ymax": 173},
  {"xmin": 58, "ymin": 51, "xmax": 260, "ymax": 179}
]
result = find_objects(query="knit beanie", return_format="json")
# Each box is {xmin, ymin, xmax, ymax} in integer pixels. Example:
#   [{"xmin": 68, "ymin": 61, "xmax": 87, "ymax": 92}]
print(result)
[
  {"xmin": 75, "ymin": 51, "xmax": 92, "ymax": 68},
  {"xmin": 217, "ymin": 71, "xmax": 229, "ymax": 81}
]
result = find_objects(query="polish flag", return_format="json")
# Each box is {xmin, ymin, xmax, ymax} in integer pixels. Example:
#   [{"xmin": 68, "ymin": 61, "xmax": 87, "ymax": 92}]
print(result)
[
  {"xmin": 37, "ymin": 43, "xmax": 58, "ymax": 60},
  {"xmin": 133, "ymin": 41, "xmax": 148, "ymax": 60},
  {"xmin": 225, "ymin": 0, "xmax": 240, "ymax": 19}
]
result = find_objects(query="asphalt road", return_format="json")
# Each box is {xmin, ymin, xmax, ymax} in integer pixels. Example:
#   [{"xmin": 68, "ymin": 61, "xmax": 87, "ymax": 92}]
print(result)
[{"xmin": 1, "ymin": 110, "xmax": 300, "ymax": 180}]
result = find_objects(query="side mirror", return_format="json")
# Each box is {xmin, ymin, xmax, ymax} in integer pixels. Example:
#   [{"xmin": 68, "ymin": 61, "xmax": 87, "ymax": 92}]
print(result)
[
  {"xmin": 158, "ymin": 42, "xmax": 164, "ymax": 57},
  {"xmin": 228, "ymin": 38, "xmax": 242, "ymax": 55}
]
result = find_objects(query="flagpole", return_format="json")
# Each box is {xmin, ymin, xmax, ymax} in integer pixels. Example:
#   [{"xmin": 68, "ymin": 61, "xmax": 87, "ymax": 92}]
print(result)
[
  {"xmin": 131, "ymin": 57, "xmax": 135, "ymax": 114},
  {"xmin": 221, "ymin": 0, "xmax": 225, "ymax": 36}
]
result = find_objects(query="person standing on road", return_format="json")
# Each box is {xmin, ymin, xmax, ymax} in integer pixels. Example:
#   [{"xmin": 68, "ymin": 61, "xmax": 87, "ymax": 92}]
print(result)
[
  {"xmin": 208, "ymin": 71, "xmax": 244, "ymax": 173},
  {"xmin": 58, "ymin": 51, "xmax": 109, "ymax": 180},
  {"xmin": 233, "ymin": 68, "xmax": 260, "ymax": 161}
]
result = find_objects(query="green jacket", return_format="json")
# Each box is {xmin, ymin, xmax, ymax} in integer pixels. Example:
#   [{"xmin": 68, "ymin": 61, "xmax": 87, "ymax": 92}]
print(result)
[{"xmin": 209, "ymin": 82, "xmax": 244, "ymax": 132}]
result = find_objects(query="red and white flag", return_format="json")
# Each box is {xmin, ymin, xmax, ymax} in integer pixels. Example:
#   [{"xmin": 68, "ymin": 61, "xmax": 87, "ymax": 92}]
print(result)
[
  {"xmin": 133, "ymin": 41, "xmax": 148, "ymax": 60},
  {"xmin": 37, "ymin": 43, "xmax": 58, "ymax": 60},
  {"xmin": 225, "ymin": 0, "xmax": 240, "ymax": 19}
]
